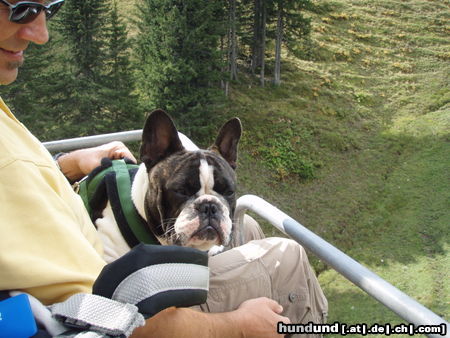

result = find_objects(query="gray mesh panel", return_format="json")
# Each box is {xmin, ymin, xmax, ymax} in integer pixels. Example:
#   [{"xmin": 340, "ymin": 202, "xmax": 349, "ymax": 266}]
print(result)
[{"xmin": 111, "ymin": 263, "xmax": 209, "ymax": 304}]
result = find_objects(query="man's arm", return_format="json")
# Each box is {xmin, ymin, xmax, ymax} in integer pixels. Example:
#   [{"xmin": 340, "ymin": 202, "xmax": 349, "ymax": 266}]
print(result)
[
  {"xmin": 131, "ymin": 297, "xmax": 291, "ymax": 338},
  {"xmin": 56, "ymin": 141, "xmax": 137, "ymax": 181}
]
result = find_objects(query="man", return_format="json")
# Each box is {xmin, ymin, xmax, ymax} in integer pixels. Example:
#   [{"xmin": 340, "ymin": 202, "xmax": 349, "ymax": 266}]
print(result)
[{"xmin": 0, "ymin": 1, "xmax": 327, "ymax": 337}]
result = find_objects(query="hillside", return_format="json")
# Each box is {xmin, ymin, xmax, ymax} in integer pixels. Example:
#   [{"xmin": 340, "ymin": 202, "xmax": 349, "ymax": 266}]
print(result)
[
  {"xmin": 221, "ymin": 0, "xmax": 449, "ymax": 333},
  {"xmin": 119, "ymin": 0, "xmax": 449, "ymax": 333}
]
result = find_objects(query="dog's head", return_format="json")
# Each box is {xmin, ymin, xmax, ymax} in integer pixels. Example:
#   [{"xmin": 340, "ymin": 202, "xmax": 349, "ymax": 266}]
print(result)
[{"xmin": 138, "ymin": 110, "xmax": 241, "ymax": 251}]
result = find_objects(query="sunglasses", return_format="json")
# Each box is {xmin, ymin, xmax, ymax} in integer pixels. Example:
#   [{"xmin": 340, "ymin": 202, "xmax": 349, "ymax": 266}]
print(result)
[{"xmin": 0, "ymin": 0, "xmax": 64, "ymax": 24}]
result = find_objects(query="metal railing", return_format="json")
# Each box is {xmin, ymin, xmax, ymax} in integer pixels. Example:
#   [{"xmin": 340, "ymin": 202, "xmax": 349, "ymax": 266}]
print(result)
[
  {"xmin": 44, "ymin": 131, "xmax": 449, "ymax": 338},
  {"xmin": 43, "ymin": 130, "xmax": 143, "ymax": 153}
]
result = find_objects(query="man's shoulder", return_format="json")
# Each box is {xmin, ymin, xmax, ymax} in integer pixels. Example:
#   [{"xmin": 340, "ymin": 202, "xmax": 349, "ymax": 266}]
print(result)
[{"xmin": 0, "ymin": 108, "xmax": 54, "ymax": 170}]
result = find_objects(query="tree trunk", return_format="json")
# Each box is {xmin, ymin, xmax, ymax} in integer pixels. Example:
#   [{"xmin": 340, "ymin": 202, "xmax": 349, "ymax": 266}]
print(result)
[
  {"xmin": 260, "ymin": 0, "xmax": 266, "ymax": 87},
  {"xmin": 274, "ymin": 0, "xmax": 283, "ymax": 86},
  {"xmin": 252, "ymin": 0, "xmax": 262, "ymax": 74},
  {"xmin": 220, "ymin": 35, "xmax": 229, "ymax": 96},
  {"xmin": 229, "ymin": 0, "xmax": 238, "ymax": 81}
]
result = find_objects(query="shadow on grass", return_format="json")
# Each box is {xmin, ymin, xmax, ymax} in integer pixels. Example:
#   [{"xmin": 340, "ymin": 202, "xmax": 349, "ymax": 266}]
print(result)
[
  {"xmin": 324, "ymin": 287, "xmax": 412, "ymax": 338},
  {"xmin": 343, "ymin": 132, "xmax": 450, "ymax": 266}
]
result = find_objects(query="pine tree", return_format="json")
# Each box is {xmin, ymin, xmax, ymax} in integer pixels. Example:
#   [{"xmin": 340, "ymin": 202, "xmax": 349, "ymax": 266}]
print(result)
[
  {"xmin": 273, "ymin": 0, "xmax": 311, "ymax": 86},
  {"xmin": 49, "ymin": 0, "xmax": 142, "ymax": 136},
  {"xmin": 58, "ymin": 0, "xmax": 108, "ymax": 80},
  {"xmin": 134, "ymin": 0, "xmax": 226, "ymax": 136},
  {"xmin": 54, "ymin": 0, "xmax": 107, "ymax": 133},
  {"xmin": 222, "ymin": 0, "xmax": 312, "ymax": 87},
  {"xmin": 228, "ymin": 0, "xmax": 238, "ymax": 81},
  {"xmin": 237, "ymin": 0, "xmax": 260, "ymax": 71},
  {"xmin": 100, "ymin": 0, "xmax": 143, "ymax": 132}
]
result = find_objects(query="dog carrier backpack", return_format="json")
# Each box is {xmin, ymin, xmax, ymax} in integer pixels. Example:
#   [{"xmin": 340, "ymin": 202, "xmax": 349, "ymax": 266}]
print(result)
[{"xmin": 77, "ymin": 158, "xmax": 159, "ymax": 247}]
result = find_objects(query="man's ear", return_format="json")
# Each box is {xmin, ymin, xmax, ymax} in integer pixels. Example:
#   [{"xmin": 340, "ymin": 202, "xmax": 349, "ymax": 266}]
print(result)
[
  {"xmin": 210, "ymin": 118, "xmax": 242, "ymax": 170},
  {"xmin": 140, "ymin": 109, "xmax": 184, "ymax": 171}
]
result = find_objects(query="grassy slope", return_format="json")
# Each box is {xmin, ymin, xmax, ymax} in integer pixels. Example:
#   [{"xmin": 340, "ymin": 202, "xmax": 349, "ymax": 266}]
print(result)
[
  {"xmin": 122, "ymin": 0, "xmax": 449, "ymax": 333},
  {"xmin": 222, "ymin": 0, "xmax": 449, "ymax": 334}
]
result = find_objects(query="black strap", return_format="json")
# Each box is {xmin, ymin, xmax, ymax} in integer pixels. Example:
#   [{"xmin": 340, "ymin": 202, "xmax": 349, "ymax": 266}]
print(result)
[{"xmin": 78, "ymin": 158, "xmax": 159, "ymax": 247}]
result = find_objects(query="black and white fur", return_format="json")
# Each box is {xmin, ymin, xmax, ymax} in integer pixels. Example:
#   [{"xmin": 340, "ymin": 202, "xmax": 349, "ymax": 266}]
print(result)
[{"xmin": 96, "ymin": 110, "xmax": 241, "ymax": 263}]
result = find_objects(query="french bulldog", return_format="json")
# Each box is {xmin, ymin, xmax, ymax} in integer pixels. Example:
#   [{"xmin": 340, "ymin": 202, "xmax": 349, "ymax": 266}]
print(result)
[{"xmin": 96, "ymin": 110, "xmax": 241, "ymax": 263}]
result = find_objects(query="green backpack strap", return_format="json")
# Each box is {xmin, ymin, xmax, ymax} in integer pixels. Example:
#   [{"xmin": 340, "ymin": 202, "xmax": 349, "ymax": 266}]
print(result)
[
  {"xmin": 77, "ymin": 164, "xmax": 118, "ymax": 218},
  {"xmin": 78, "ymin": 159, "xmax": 159, "ymax": 245},
  {"xmin": 111, "ymin": 160, "xmax": 159, "ymax": 245}
]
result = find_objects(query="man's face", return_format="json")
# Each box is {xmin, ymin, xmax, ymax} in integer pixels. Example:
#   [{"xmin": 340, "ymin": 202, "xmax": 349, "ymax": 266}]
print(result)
[{"xmin": 0, "ymin": 1, "xmax": 49, "ymax": 85}]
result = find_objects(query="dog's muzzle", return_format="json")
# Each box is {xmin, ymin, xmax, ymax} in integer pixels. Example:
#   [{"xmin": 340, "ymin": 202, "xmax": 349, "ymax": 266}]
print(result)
[{"xmin": 194, "ymin": 201, "xmax": 225, "ymax": 242}]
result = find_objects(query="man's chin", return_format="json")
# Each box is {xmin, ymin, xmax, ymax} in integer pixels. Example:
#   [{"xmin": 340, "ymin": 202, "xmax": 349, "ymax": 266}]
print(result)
[
  {"xmin": 0, "ymin": 68, "xmax": 19, "ymax": 85},
  {"xmin": 7, "ymin": 60, "xmax": 24, "ymax": 70}
]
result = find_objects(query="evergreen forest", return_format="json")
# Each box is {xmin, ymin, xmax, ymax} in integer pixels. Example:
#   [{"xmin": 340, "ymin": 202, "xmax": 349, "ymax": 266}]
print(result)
[{"xmin": 4, "ymin": 0, "xmax": 312, "ymax": 141}]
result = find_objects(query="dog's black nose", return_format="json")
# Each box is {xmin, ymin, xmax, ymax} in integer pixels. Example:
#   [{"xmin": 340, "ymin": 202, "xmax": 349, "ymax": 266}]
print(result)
[{"xmin": 199, "ymin": 202, "xmax": 219, "ymax": 218}]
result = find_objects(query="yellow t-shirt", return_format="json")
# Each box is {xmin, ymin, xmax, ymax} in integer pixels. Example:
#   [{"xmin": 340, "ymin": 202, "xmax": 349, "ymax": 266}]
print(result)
[{"xmin": 0, "ymin": 97, "xmax": 105, "ymax": 305}]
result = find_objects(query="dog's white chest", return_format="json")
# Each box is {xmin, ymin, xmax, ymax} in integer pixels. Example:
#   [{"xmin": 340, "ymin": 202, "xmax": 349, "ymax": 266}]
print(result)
[{"xmin": 95, "ymin": 202, "xmax": 132, "ymax": 263}]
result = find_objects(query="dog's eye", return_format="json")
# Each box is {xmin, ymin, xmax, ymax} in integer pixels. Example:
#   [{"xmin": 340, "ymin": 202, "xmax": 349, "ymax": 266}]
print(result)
[
  {"xmin": 214, "ymin": 183, "xmax": 235, "ymax": 197},
  {"xmin": 174, "ymin": 188, "xmax": 189, "ymax": 197},
  {"xmin": 224, "ymin": 189, "xmax": 235, "ymax": 197}
]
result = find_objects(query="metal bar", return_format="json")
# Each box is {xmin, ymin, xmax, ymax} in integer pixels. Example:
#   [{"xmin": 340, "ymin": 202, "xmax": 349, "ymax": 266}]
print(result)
[
  {"xmin": 42, "ymin": 130, "xmax": 143, "ymax": 153},
  {"xmin": 235, "ymin": 194, "xmax": 449, "ymax": 337}
]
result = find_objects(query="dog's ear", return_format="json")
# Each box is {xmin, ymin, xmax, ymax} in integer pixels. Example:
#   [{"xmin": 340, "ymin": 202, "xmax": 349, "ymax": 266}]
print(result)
[
  {"xmin": 210, "ymin": 118, "xmax": 242, "ymax": 170},
  {"xmin": 140, "ymin": 109, "xmax": 184, "ymax": 170}
]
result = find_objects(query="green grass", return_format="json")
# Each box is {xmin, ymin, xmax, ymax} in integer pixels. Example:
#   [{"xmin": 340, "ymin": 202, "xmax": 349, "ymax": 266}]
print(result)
[{"xmin": 225, "ymin": 0, "xmax": 450, "ymax": 331}]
